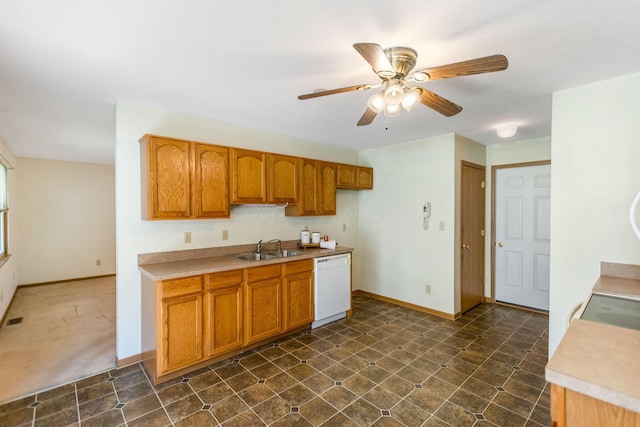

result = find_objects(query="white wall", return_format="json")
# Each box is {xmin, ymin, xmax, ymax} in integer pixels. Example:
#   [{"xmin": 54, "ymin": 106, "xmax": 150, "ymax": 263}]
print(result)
[
  {"xmin": 15, "ymin": 158, "xmax": 116, "ymax": 284},
  {"xmin": 0, "ymin": 137, "xmax": 18, "ymax": 319},
  {"xmin": 484, "ymin": 137, "xmax": 552, "ymax": 297},
  {"xmin": 549, "ymin": 72, "xmax": 640, "ymax": 355},
  {"xmin": 115, "ymin": 102, "xmax": 361, "ymax": 360},
  {"xmin": 357, "ymin": 134, "xmax": 457, "ymax": 314}
]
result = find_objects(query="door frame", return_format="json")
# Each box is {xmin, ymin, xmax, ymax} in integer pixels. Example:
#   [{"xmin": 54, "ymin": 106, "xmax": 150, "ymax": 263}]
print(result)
[{"xmin": 490, "ymin": 160, "xmax": 551, "ymax": 304}]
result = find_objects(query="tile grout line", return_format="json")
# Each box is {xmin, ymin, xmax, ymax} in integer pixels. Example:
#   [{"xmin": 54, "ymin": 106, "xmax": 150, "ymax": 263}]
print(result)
[
  {"xmin": 74, "ymin": 382, "xmax": 81, "ymax": 427},
  {"xmin": 138, "ymin": 363, "xmax": 178, "ymax": 427}
]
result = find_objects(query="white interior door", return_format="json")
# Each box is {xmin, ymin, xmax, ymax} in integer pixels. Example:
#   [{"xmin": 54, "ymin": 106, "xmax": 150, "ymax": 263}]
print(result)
[{"xmin": 495, "ymin": 164, "xmax": 551, "ymax": 310}]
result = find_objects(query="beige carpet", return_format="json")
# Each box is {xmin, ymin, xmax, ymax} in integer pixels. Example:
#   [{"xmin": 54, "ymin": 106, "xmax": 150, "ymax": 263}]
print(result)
[{"xmin": 0, "ymin": 276, "xmax": 116, "ymax": 403}]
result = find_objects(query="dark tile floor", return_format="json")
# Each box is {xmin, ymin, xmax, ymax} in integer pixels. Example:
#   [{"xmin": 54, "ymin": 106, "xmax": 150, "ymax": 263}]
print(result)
[{"xmin": 0, "ymin": 296, "xmax": 551, "ymax": 426}]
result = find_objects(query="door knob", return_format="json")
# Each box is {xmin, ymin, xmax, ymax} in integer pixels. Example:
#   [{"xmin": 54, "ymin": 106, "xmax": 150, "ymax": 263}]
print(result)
[{"xmin": 497, "ymin": 242, "xmax": 504, "ymax": 247}]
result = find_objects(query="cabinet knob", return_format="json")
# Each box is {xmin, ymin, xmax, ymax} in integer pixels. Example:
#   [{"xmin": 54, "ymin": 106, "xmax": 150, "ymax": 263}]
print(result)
[{"xmin": 497, "ymin": 242, "xmax": 504, "ymax": 247}]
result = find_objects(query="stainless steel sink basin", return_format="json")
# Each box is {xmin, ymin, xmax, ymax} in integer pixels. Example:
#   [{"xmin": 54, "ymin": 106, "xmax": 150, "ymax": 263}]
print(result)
[
  {"xmin": 266, "ymin": 250, "xmax": 305, "ymax": 258},
  {"xmin": 233, "ymin": 250, "xmax": 305, "ymax": 261},
  {"xmin": 235, "ymin": 252, "xmax": 277, "ymax": 261}
]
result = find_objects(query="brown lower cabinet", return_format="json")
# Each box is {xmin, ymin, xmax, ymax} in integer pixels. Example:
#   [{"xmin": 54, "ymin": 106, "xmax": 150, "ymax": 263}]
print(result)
[
  {"xmin": 245, "ymin": 264, "xmax": 283, "ymax": 345},
  {"xmin": 551, "ymin": 384, "xmax": 640, "ymax": 426},
  {"xmin": 141, "ymin": 258, "xmax": 315, "ymax": 384},
  {"xmin": 159, "ymin": 277, "xmax": 204, "ymax": 373},
  {"xmin": 205, "ymin": 270, "xmax": 243, "ymax": 357}
]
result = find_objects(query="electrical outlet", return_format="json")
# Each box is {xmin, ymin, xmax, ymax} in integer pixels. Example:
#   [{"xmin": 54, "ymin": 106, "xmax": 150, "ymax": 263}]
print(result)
[
  {"xmin": 222, "ymin": 229, "xmax": 229, "ymax": 240},
  {"xmin": 342, "ymin": 223, "xmax": 347, "ymax": 232},
  {"xmin": 439, "ymin": 221, "xmax": 446, "ymax": 231},
  {"xmin": 184, "ymin": 232, "xmax": 191, "ymax": 243},
  {"xmin": 425, "ymin": 284, "xmax": 431, "ymax": 294},
  {"xmin": 96, "ymin": 260, "xmax": 101, "ymax": 266}
]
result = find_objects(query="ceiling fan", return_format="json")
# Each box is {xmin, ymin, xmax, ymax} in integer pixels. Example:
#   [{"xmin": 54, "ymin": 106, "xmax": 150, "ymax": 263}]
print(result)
[{"xmin": 298, "ymin": 43, "xmax": 508, "ymax": 126}]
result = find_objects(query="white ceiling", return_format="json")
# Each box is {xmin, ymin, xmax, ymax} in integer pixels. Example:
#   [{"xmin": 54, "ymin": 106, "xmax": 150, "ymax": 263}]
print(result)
[{"xmin": 1, "ymin": 0, "xmax": 639, "ymax": 165}]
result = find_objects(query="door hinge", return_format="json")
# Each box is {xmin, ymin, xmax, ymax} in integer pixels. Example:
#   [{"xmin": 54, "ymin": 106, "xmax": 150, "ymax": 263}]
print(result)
[
  {"xmin": 481, "ymin": 181, "xmax": 485, "ymax": 189},
  {"xmin": 481, "ymin": 230, "xmax": 485, "ymax": 237}
]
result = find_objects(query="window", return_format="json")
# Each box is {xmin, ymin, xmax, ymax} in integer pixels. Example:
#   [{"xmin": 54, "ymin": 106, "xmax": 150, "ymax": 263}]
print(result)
[{"xmin": 0, "ymin": 163, "xmax": 6, "ymax": 258}]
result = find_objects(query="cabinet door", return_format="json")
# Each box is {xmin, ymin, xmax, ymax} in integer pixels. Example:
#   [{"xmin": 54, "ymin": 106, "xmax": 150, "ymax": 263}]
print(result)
[
  {"xmin": 161, "ymin": 292, "xmax": 203, "ymax": 373},
  {"xmin": 552, "ymin": 384, "xmax": 640, "ymax": 427},
  {"xmin": 143, "ymin": 136, "xmax": 192, "ymax": 219},
  {"xmin": 269, "ymin": 154, "xmax": 298, "ymax": 203},
  {"xmin": 356, "ymin": 167, "xmax": 374, "ymax": 189},
  {"xmin": 283, "ymin": 270, "xmax": 314, "ymax": 331},
  {"xmin": 286, "ymin": 158, "xmax": 318, "ymax": 216},
  {"xmin": 205, "ymin": 270, "xmax": 243, "ymax": 356},
  {"xmin": 336, "ymin": 164, "xmax": 357, "ymax": 189},
  {"xmin": 318, "ymin": 161, "xmax": 337, "ymax": 215},
  {"xmin": 194, "ymin": 143, "xmax": 230, "ymax": 218},
  {"xmin": 230, "ymin": 148, "xmax": 267, "ymax": 203},
  {"xmin": 206, "ymin": 285, "xmax": 243, "ymax": 356},
  {"xmin": 245, "ymin": 278, "xmax": 282, "ymax": 344}
]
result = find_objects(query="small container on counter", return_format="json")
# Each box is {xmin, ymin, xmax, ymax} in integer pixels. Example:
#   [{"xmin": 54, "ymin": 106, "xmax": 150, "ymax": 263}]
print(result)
[
  {"xmin": 300, "ymin": 230, "xmax": 310, "ymax": 244},
  {"xmin": 311, "ymin": 232, "xmax": 321, "ymax": 243}
]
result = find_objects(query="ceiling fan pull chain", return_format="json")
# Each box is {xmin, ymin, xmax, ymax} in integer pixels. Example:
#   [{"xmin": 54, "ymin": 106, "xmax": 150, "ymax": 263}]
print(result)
[{"xmin": 385, "ymin": 115, "xmax": 389, "ymax": 130}]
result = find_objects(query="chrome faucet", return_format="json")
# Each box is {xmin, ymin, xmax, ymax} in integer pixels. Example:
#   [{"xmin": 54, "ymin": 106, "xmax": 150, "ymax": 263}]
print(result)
[{"xmin": 257, "ymin": 239, "xmax": 281, "ymax": 253}]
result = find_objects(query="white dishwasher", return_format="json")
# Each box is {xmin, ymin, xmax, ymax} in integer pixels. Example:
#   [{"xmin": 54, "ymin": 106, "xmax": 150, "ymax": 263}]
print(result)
[{"xmin": 312, "ymin": 253, "xmax": 351, "ymax": 328}]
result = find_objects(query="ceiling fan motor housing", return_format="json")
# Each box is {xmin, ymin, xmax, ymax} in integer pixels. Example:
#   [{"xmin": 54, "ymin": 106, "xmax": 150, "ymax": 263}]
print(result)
[{"xmin": 382, "ymin": 47, "xmax": 417, "ymax": 78}]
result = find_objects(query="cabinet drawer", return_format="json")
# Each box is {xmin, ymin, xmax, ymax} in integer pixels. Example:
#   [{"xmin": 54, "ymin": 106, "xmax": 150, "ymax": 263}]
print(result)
[
  {"xmin": 208, "ymin": 269, "xmax": 243, "ymax": 289},
  {"xmin": 247, "ymin": 264, "xmax": 281, "ymax": 282},
  {"xmin": 283, "ymin": 259, "xmax": 313, "ymax": 276},
  {"xmin": 161, "ymin": 276, "xmax": 203, "ymax": 299}
]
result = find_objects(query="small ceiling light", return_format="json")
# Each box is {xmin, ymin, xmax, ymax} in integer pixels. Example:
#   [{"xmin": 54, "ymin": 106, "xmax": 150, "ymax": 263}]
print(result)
[
  {"xmin": 401, "ymin": 87, "xmax": 421, "ymax": 111},
  {"xmin": 384, "ymin": 103, "xmax": 401, "ymax": 117},
  {"xmin": 496, "ymin": 123, "xmax": 518, "ymax": 138},
  {"xmin": 384, "ymin": 80, "xmax": 405, "ymax": 105},
  {"xmin": 412, "ymin": 71, "xmax": 430, "ymax": 82},
  {"xmin": 367, "ymin": 92, "xmax": 385, "ymax": 113}
]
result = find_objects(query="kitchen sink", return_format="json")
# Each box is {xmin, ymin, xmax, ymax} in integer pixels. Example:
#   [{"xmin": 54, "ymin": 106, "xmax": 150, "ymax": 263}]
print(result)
[
  {"xmin": 233, "ymin": 250, "xmax": 305, "ymax": 261},
  {"xmin": 235, "ymin": 252, "xmax": 277, "ymax": 261},
  {"xmin": 266, "ymin": 250, "xmax": 305, "ymax": 258}
]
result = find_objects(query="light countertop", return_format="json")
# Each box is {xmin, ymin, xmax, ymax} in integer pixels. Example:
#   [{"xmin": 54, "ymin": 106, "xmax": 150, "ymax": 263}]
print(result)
[
  {"xmin": 545, "ymin": 262, "xmax": 640, "ymax": 413},
  {"xmin": 138, "ymin": 245, "xmax": 353, "ymax": 281}
]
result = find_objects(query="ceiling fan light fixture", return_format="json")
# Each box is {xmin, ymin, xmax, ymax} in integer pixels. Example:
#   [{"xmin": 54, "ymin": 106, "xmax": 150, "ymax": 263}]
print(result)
[
  {"xmin": 497, "ymin": 123, "xmax": 518, "ymax": 138},
  {"xmin": 377, "ymin": 70, "xmax": 396, "ymax": 79},
  {"xmin": 412, "ymin": 71, "xmax": 430, "ymax": 82},
  {"xmin": 401, "ymin": 87, "xmax": 421, "ymax": 111},
  {"xmin": 384, "ymin": 80, "xmax": 404, "ymax": 105},
  {"xmin": 367, "ymin": 92, "xmax": 386, "ymax": 113},
  {"xmin": 384, "ymin": 103, "xmax": 401, "ymax": 117}
]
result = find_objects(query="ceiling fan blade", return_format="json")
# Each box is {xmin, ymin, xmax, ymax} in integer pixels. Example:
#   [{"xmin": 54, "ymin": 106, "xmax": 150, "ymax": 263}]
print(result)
[
  {"xmin": 357, "ymin": 108, "xmax": 378, "ymax": 126},
  {"xmin": 413, "ymin": 54, "xmax": 508, "ymax": 81},
  {"xmin": 298, "ymin": 84, "xmax": 371, "ymax": 100},
  {"xmin": 418, "ymin": 88, "xmax": 463, "ymax": 117},
  {"xmin": 353, "ymin": 43, "xmax": 395, "ymax": 77}
]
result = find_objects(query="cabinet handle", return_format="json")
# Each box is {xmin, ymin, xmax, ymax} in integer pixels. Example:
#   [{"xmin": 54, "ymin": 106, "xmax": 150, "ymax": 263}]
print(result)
[{"xmin": 461, "ymin": 244, "xmax": 469, "ymax": 250}]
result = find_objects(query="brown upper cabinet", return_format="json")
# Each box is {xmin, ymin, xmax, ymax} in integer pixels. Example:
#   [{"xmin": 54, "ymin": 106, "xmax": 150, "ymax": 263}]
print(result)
[
  {"xmin": 336, "ymin": 163, "xmax": 373, "ymax": 190},
  {"xmin": 230, "ymin": 150, "xmax": 299, "ymax": 205},
  {"xmin": 268, "ymin": 154, "xmax": 298, "ymax": 204},
  {"xmin": 230, "ymin": 148, "xmax": 268, "ymax": 204},
  {"xmin": 141, "ymin": 134, "xmax": 372, "ymax": 219},
  {"xmin": 356, "ymin": 166, "xmax": 374, "ymax": 189},
  {"xmin": 140, "ymin": 135, "xmax": 230, "ymax": 220},
  {"xmin": 318, "ymin": 161, "xmax": 337, "ymax": 215},
  {"xmin": 285, "ymin": 159, "xmax": 336, "ymax": 216}
]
